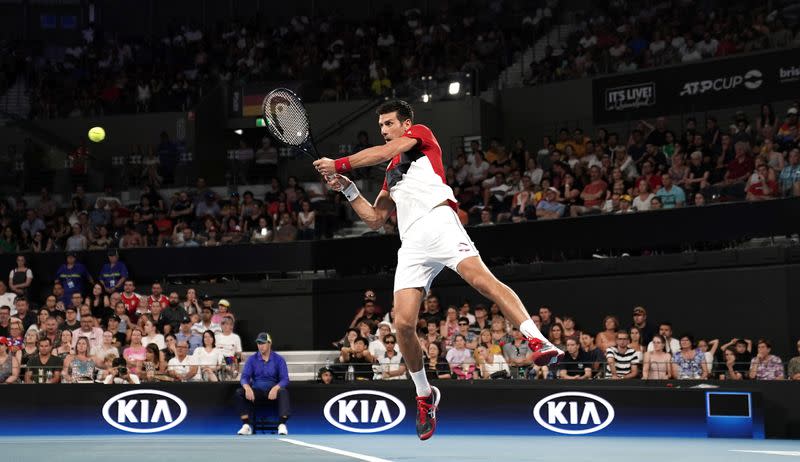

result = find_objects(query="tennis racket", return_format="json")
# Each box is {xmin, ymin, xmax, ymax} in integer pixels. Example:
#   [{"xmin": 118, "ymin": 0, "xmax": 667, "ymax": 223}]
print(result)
[{"xmin": 261, "ymin": 87, "xmax": 320, "ymax": 160}]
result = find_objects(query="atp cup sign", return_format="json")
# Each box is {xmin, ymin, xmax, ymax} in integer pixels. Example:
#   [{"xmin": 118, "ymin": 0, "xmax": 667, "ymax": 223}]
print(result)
[{"xmin": 533, "ymin": 391, "xmax": 615, "ymax": 435}]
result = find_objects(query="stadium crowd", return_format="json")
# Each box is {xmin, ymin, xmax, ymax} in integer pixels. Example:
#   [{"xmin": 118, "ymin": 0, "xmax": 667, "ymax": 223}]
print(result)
[
  {"xmin": 2, "ymin": 99, "xmax": 800, "ymax": 251},
  {"xmin": 524, "ymin": 0, "xmax": 799, "ymax": 85},
  {"xmin": 327, "ymin": 290, "xmax": 800, "ymax": 382},
  {"xmin": 0, "ymin": 250, "xmax": 243, "ymax": 384},
  {"xmin": 3, "ymin": 1, "xmax": 551, "ymax": 118}
]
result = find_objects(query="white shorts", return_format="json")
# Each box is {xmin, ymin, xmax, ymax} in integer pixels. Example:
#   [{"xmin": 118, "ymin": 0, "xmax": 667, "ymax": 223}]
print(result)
[{"xmin": 394, "ymin": 205, "xmax": 480, "ymax": 293}]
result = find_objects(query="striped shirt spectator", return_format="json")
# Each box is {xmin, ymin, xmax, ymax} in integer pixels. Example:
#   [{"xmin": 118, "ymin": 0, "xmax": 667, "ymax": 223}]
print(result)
[{"xmin": 605, "ymin": 331, "xmax": 640, "ymax": 379}]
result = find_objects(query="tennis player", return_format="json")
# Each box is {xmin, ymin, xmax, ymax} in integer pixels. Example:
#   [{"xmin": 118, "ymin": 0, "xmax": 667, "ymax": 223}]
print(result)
[{"xmin": 313, "ymin": 100, "xmax": 563, "ymax": 440}]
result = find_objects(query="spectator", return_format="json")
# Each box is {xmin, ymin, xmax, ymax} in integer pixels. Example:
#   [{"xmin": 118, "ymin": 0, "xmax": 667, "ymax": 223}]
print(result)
[
  {"xmin": 642, "ymin": 334, "xmax": 672, "ymax": 379},
  {"xmin": 24, "ymin": 337, "xmax": 62, "ymax": 383},
  {"xmin": 697, "ymin": 338, "xmax": 720, "ymax": 373},
  {"xmin": 318, "ymin": 366, "xmax": 334, "ymax": 384},
  {"xmin": 672, "ymin": 334, "xmax": 708, "ymax": 379},
  {"xmin": 475, "ymin": 343, "xmax": 510, "ymax": 379},
  {"xmin": 749, "ymin": 339, "xmax": 784, "ymax": 380},
  {"xmin": 655, "ymin": 174, "xmax": 686, "ymax": 208},
  {"xmin": 787, "ymin": 339, "xmax": 800, "ymax": 381},
  {"xmin": 62, "ymin": 336, "xmax": 96, "ymax": 383},
  {"xmin": 0, "ymin": 284, "xmax": 15, "ymax": 319},
  {"xmin": 93, "ymin": 330, "xmax": 119, "ymax": 365},
  {"xmin": 368, "ymin": 322, "xmax": 394, "ymax": 358},
  {"xmin": 167, "ymin": 339, "xmax": 200, "ymax": 382},
  {"xmin": 469, "ymin": 304, "xmax": 491, "ymax": 335},
  {"xmin": 595, "ymin": 315, "xmax": 619, "ymax": 352},
  {"xmin": 629, "ymin": 327, "xmax": 645, "ymax": 355},
  {"xmin": 216, "ymin": 317, "xmax": 242, "ymax": 367},
  {"xmin": 647, "ymin": 322, "xmax": 680, "ymax": 354},
  {"xmin": 570, "ymin": 166, "xmax": 608, "ymax": 216},
  {"xmin": 721, "ymin": 348, "xmax": 744, "ymax": 380},
  {"xmin": 350, "ymin": 300, "xmax": 381, "ymax": 329},
  {"xmin": 60, "ymin": 306, "xmax": 80, "ymax": 332},
  {"xmin": 535, "ymin": 187, "xmax": 565, "ymax": 219},
  {"xmin": 503, "ymin": 327, "xmax": 533, "ymax": 378},
  {"xmin": 579, "ymin": 332, "xmax": 604, "ymax": 376},
  {"xmin": 605, "ymin": 330, "xmax": 640, "ymax": 380},
  {"xmin": 446, "ymin": 334, "xmax": 476, "ymax": 380},
  {"xmin": 72, "ymin": 314, "xmax": 103, "ymax": 352},
  {"xmin": 141, "ymin": 319, "xmax": 166, "ymax": 350},
  {"xmin": 104, "ymin": 357, "xmax": 141, "ymax": 384},
  {"xmin": 65, "ymin": 224, "xmax": 89, "ymax": 251},
  {"xmin": 338, "ymin": 336, "xmax": 374, "ymax": 380},
  {"xmin": 0, "ymin": 336, "xmax": 20, "ymax": 383},
  {"xmin": 176, "ymin": 317, "xmax": 202, "ymax": 354},
  {"xmin": 374, "ymin": 333, "xmax": 406, "ymax": 380},
  {"xmin": 20, "ymin": 210, "xmax": 45, "ymax": 237},
  {"xmin": 193, "ymin": 330, "xmax": 224, "ymax": 382},
  {"xmin": 779, "ymin": 148, "xmax": 800, "ymax": 196},
  {"xmin": 98, "ymin": 249, "xmax": 128, "ymax": 295},
  {"xmin": 776, "ymin": 107, "xmax": 800, "ymax": 149},
  {"xmin": 192, "ymin": 306, "xmax": 221, "ymax": 335},
  {"xmin": 297, "ymin": 200, "xmax": 315, "ymax": 240},
  {"xmin": 273, "ymin": 212, "xmax": 297, "ymax": 242},
  {"xmin": 424, "ymin": 342, "xmax": 451, "ymax": 380},
  {"xmin": 13, "ymin": 297, "xmax": 36, "ymax": 331},
  {"xmin": 559, "ymin": 338, "xmax": 591, "ymax": 380},
  {"xmin": 746, "ymin": 163, "xmax": 778, "ymax": 201},
  {"xmin": 631, "ymin": 181, "xmax": 654, "ymax": 211},
  {"xmin": 8, "ymin": 255, "xmax": 33, "ymax": 299},
  {"xmin": 630, "ymin": 306, "xmax": 656, "ymax": 346},
  {"xmin": 122, "ymin": 327, "xmax": 147, "ymax": 375}
]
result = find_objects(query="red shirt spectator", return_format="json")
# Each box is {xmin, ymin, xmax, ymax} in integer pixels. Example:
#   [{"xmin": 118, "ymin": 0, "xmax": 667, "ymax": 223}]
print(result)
[
  {"xmin": 746, "ymin": 165, "xmax": 778, "ymax": 200},
  {"xmin": 726, "ymin": 149, "xmax": 755, "ymax": 183}
]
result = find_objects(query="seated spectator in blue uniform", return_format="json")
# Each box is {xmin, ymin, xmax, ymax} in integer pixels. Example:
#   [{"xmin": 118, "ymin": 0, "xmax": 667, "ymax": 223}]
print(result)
[
  {"xmin": 98, "ymin": 249, "xmax": 128, "ymax": 295},
  {"xmin": 236, "ymin": 332, "xmax": 290, "ymax": 436}
]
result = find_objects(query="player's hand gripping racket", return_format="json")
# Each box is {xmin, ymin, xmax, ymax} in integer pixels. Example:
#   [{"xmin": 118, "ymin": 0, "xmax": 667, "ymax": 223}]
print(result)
[{"xmin": 261, "ymin": 87, "xmax": 321, "ymax": 160}]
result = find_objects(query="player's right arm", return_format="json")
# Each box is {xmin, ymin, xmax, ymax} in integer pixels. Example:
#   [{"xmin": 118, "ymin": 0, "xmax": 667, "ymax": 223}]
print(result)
[{"xmin": 327, "ymin": 174, "xmax": 395, "ymax": 230}]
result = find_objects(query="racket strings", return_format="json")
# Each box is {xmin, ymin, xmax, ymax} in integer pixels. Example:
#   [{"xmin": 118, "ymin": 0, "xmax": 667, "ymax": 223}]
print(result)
[{"xmin": 262, "ymin": 91, "xmax": 310, "ymax": 146}]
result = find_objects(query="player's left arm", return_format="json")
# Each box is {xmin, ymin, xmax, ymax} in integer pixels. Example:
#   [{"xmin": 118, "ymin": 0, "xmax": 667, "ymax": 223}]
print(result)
[{"xmin": 313, "ymin": 137, "xmax": 418, "ymax": 176}]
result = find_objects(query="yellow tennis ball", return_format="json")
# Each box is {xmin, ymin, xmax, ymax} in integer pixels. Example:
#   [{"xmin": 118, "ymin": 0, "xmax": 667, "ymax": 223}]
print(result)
[{"xmin": 88, "ymin": 126, "xmax": 106, "ymax": 142}]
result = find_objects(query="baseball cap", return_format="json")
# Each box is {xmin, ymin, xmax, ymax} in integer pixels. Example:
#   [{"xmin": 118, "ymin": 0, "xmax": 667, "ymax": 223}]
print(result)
[
  {"xmin": 378, "ymin": 321, "xmax": 392, "ymax": 329},
  {"xmin": 66, "ymin": 251, "xmax": 77, "ymax": 258},
  {"xmin": 255, "ymin": 332, "xmax": 272, "ymax": 344},
  {"xmin": 201, "ymin": 294, "xmax": 212, "ymax": 302},
  {"xmin": 547, "ymin": 187, "xmax": 559, "ymax": 194},
  {"xmin": 180, "ymin": 316, "xmax": 191, "ymax": 324},
  {"xmin": 621, "ymin": 195, "xmax": 632, "ymax": 202},
  {"xmin": 633, "ymin": 306, "xmax": 647, "ymax": 315},
  {"xmin": 107, "ymin": 248, "xmax": 119, "ymax": 257},
  {"xmin": 788, "ymin": 107, "xmax": 798, "ymax": 115},
  {"xmin": 218, "ymin": 299, "xmax": 230, "ymax": 308}
]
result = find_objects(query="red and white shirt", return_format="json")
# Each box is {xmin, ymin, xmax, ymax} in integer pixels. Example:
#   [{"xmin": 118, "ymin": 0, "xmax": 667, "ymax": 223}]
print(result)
[
  {"xmin": 382, "ymin": 124, "xmax": 458, "ymax": 238},
  {"xmin": 121, "ymin": 292, "xmax": 145, "ymax": 321},
  {"xmin": 147, "ymin": 294, "xmax": 169, "ymax": 312}
]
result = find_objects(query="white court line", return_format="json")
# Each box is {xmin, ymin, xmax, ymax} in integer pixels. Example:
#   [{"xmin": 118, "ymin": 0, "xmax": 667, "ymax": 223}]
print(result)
[
  {"xmin": 731, "ymin": 450, "xmax": 800, "ymax": 457},
  {"xmin": 279, "ymin": 437, "xmax": 393, "ymax": 462}
]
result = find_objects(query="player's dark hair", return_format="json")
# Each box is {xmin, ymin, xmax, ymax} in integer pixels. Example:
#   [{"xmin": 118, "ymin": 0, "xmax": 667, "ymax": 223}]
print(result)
[{"xmin": 377, "ymin": 100, "xmax": 414, "ymax": 122}]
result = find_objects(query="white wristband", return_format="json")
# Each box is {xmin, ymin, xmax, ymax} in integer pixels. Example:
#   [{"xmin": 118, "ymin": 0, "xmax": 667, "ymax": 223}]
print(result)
[{"xmin": 342, "ymin": 182, "xmax": 360, "ymax": 202}]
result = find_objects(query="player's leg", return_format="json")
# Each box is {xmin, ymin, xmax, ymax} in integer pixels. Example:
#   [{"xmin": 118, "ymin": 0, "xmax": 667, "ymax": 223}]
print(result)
[
  {"xmin": 456, "ymin": 255, "xmax": 564, "ymax": 366},
  {"xmin": 393, "ymin": 287, "xmax": 441, "ymax": 441},
  {"xmin": 392, "ymin": 287, "xmax": 426, "ymax": 391}
]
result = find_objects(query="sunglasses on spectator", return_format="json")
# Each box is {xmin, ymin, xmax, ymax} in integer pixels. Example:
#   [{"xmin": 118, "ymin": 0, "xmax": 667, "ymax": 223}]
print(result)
[
  {"xmin": 384, "ymin": 340, "xmax": 396, "ymax": 344},
  {"xmin": 458, "ymin": 322, "xmax": 469, "ymax": 326}
]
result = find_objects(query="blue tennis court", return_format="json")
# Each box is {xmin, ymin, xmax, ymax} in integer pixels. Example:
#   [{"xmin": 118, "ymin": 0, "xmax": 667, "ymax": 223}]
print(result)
[{"xmin": 1, "ymin": 435, "xmax": 798, "ymax": 462}]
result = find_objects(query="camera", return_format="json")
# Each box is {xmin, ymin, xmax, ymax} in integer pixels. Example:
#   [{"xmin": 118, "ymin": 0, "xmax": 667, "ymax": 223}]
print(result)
[{"xmin": 118, "ymin": 366, "xmax": 128, "ymax": 376}]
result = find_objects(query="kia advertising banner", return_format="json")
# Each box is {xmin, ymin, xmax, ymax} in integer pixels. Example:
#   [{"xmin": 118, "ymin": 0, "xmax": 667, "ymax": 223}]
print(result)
[
  {"xmin": 0, "ymin": 383, "xmax": 764, "ymax": 439},
  {"xmin": 592, "ymin": 48, "xmax": 800, "ymax": 124}
]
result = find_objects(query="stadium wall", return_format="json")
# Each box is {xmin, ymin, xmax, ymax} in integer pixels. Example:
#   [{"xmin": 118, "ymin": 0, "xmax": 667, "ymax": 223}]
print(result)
[{"xmin": 6, "ymin": 381, "xmax": 799, "ymax": 438}]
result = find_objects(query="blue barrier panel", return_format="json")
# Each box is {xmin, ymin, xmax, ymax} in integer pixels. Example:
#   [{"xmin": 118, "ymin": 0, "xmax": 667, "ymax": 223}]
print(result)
[{"xmin": 0, "ymin": 383, "xmax": 765, "ymax": 438}]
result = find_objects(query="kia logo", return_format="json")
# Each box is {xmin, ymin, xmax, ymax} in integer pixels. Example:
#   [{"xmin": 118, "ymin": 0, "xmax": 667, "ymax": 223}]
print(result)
[
  {"xmin": 323, "ymin": 390, "xmax": 406, "ymax": 433},
  {"xmin": 102, "ymin": 389, "xmax": 188, "ymax": 433},
  {"xmin": 533, "ymin": 391, "xmax": 615, "ymax": 435}
]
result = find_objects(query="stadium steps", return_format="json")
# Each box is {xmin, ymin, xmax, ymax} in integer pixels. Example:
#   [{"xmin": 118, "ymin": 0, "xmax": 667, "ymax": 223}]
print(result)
[
  {"xmin": 241, "ymin": 350, "xmax": 340, "ymax": 381},
  {"xmin": 0, "ymin": 79, "xmax": 31, "ymax": 121},
  {"xmin": 497, "ymin": 23, "xmax": 576, "ymax": 89}
]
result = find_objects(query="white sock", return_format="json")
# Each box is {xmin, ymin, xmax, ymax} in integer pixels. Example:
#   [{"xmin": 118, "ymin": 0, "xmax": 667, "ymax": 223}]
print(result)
[
  {"xmin": 520, "ymin": 319, "xmax": 547, "ymax": 341},
  {"xmin": 409, "ymin": 368, "xmax": 432, "ymax": 397}
]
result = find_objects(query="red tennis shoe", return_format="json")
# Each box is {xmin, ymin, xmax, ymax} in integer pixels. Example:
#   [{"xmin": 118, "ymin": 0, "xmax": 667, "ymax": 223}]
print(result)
[
  {"xmin": 528, "ymin": 337, "xmax": 565, "ymax": 366},
  {"xmin": 415, "ymin": 386, "xmax": 441, "ymax": 441}
]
